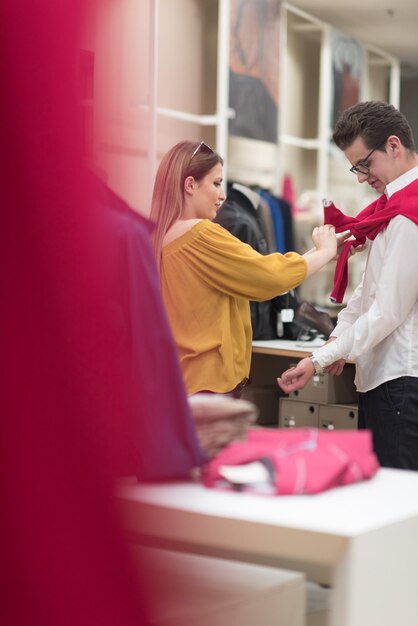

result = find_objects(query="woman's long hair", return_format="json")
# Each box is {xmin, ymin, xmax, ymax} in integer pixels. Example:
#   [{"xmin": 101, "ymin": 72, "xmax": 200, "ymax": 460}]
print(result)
[{"xmin": 150, "ymin": 140, "xmax": 223, "ymax": 271}]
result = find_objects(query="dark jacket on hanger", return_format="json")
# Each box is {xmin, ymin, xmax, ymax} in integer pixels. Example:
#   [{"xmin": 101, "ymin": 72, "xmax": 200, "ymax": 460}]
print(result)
[{"xmin": 214, "ymin": 186, "xmax": 278, "ymax": 340}]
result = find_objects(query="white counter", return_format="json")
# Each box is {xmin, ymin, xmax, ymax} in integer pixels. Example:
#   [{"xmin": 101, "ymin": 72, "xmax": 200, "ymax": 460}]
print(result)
[{"xmin": 117, "ymin": 468, "xmax": 418, "ymax": 626}]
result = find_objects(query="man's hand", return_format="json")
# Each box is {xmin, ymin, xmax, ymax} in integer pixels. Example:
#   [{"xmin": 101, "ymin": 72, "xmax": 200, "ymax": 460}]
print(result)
[
  {"xmin": 277, "ymin": 357, "xmax": 315, "ymax": 394},
  {"xmin": 336, "ymin": 231, "xmax": 352, "ymax": 257},
  {"xmin": 323, "ymin": 336, "xmax": 346, "ymax": 376},
  {"xmin": 324, "ymin": 360, "xmax": 345, "ymax": 376},
  {"xmin": 336, "ymin": 230, "xmax": 367, "ymax": 258}
]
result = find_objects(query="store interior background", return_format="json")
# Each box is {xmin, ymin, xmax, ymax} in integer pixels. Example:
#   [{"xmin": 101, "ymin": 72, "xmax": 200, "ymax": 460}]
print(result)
[
  {"xmin": 74, "ymin": 6, "xmax": 418, "ymax": 622},
  {"xmin": 81, "ymin": 0, "xmax": 418, "ymax": 306}
]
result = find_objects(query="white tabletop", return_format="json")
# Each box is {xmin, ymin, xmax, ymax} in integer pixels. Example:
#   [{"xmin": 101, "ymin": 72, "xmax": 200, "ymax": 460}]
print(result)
[
  {"xmin": 117, "ymin": 468, "xmax": 418, "ymax": 624},
  {"xmin": 252, "ymin": 338, "xmax": 326, "ymax": 353},
  {"xmin": 117, "ymin": 468, "xmax": 418, "ymax": 540}
]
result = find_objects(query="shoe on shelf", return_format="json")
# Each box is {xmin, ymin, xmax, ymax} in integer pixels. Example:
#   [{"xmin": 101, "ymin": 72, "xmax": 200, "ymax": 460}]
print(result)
[{"xmin": 293, "ymin": 301, "xmax": 336, "ymax": 339}]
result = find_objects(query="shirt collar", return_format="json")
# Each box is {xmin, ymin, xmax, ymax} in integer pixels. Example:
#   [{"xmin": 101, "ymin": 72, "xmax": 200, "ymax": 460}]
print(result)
[{"xmin": 385, "ymin": 166, "xmax": 418, "ymax": 198}]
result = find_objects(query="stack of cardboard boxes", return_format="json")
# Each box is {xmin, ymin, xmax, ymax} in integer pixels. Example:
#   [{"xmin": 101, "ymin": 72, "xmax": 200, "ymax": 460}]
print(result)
[
  {"xmin": 279, "ymin": 364, "xmax": 358, "ymax": 430},
  {"xmin": 242, "ymin": 352, "xmax": 289, "ymax": 427}
]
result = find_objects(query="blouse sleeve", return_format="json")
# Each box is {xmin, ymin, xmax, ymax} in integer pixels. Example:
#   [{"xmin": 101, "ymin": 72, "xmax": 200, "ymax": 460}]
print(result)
[{"xmin": 164, "ymin": 221, "xmax": 307, "ymax": 300}]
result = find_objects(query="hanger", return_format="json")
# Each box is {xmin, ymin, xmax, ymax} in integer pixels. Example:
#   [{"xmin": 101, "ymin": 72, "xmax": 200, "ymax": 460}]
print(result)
[{"xmin": 232, "ymin": 182, "xmax": 260, "ymax": 211}]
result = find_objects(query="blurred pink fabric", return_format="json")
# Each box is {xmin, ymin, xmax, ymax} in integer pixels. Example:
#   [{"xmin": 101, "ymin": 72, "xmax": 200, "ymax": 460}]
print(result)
[{"xmin": 203, "ymin": 428, "xmax": 379, "ymax": 494}]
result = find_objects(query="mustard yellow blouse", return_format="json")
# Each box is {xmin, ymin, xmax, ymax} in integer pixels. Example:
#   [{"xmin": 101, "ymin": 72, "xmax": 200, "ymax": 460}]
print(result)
[{"xmin": 161, "ymin": 220, "xmax": 307, "ymax": 395}]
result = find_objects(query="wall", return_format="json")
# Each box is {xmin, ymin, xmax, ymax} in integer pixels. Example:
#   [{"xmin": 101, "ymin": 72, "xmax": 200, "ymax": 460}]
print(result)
[
  {"xmin": 400, "ymin": 73, "xmax": 418, "ymax": 145},
  {"xmin": 91, "ymin": 0, "xmax": 150, "ymax": 212},
  {"xmin": 90, "ymin": 0, "xmax": 221, "ymax": 214},
  {"xmin": 156, "ymin": 0, "xmax": 218, "ymax": 154}
]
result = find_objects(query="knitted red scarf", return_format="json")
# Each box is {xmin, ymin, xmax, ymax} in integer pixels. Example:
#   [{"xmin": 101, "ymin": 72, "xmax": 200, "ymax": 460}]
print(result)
[{"xmin": 324, "ymin": 178, "xmax": 418, "ymax": 303}]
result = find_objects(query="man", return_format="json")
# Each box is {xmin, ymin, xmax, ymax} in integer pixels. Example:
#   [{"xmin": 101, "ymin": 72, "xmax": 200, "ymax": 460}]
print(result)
[{"xmin": 278, "ymin": 101, "xmax": 418, "ymax": 470}]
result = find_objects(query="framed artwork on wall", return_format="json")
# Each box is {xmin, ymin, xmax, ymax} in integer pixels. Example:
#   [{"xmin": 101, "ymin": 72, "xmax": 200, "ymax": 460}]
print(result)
[
  {"xmin": 229, "ymin": 0, "xmax": 281, "ymax": 143},
  {"xmin": 331, "ymin": 30, "xmax": 366, "ymax": 129}
]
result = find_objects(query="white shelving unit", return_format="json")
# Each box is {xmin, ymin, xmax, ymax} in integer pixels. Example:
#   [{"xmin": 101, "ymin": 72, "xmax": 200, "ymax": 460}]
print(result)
[
  {"xmin": 281, "ymin": 2, "xmax": 400, "ymax": 212},
  {"xmin": 92, "ymin": 0, "xmax": 233, "ymax": 214},
  {"xmin": 92, "ymin": 0, "xmax": 401, "ymax": 216},
  {"xmin": 146, "ymin": 0, "xmax": 233, "ymax": 206}
]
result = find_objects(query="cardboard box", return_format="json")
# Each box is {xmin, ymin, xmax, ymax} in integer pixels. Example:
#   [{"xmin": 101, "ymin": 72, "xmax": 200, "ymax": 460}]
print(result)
[
  {"xmin": 289, "ymin": 364, "xmax": 358, "ymax": 404},
  {"xmin": 279, "ymin": 398, "xmax": 319, "ymax": 429},
  {"xmin": 279, "ymin": 399, "xmax": 359, "ymax": 431},
  {"xmin": 319, "ymin": 403, "xmax": 358, "ymax": 431}
]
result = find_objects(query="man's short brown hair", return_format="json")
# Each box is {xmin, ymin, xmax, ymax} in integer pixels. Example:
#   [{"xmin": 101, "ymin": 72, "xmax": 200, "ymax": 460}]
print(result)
[{"xmin": 332, "ymin": 101, "xmax": 416, "ymax": 152}]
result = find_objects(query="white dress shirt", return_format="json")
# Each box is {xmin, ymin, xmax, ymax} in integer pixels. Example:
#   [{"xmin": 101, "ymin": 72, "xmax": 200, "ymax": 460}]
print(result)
[{"xmin": 313, "ymin": 167, "xmax": 418, "ymax": 392}]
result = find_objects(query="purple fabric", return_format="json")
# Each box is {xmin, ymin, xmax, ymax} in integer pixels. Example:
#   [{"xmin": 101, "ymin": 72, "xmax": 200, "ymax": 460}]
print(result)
[{"xmin": 96, "ymin": 178, "xmax": 207, "ymax": 480}]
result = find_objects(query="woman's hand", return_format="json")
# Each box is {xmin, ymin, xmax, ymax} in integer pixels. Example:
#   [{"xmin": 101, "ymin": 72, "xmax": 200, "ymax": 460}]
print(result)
[
  {"xmin": 277, "ymin": 357, "xmax": 315, "ymax": 394},
  {"xmin": 311, "ymin": 224, "xmax": 337, "ymax": 258},
  {"xmin": 303, "ymin": 224, "xmax": 337, "ymax": 277}
]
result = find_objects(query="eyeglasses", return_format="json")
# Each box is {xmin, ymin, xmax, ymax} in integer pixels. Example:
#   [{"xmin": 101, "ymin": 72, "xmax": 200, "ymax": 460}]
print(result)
[
  {"xmin": 190, "ymin": 141, "xmax": 214, "ymax": 161},
  {"xmin": 349, "ymin": 140, "xmax": 387, "ymax": 175}
]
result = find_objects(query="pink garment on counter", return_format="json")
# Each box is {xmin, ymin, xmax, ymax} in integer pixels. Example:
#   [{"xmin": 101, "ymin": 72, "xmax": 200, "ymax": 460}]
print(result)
[{"xmin": 203, "ymin": 428, "xmax": 379, "ymax": 495}]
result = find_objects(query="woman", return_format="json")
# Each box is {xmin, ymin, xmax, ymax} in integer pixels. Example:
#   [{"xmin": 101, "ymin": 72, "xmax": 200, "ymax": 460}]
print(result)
[{"xmin": 150, "ymin": 140, "xmax": 336, "ymax": 396}]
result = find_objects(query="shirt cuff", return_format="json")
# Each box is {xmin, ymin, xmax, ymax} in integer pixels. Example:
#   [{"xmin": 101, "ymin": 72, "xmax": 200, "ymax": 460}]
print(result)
[{"xmin": 312, "ymin": 340, "xmax": 348, "ymax": 369}]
